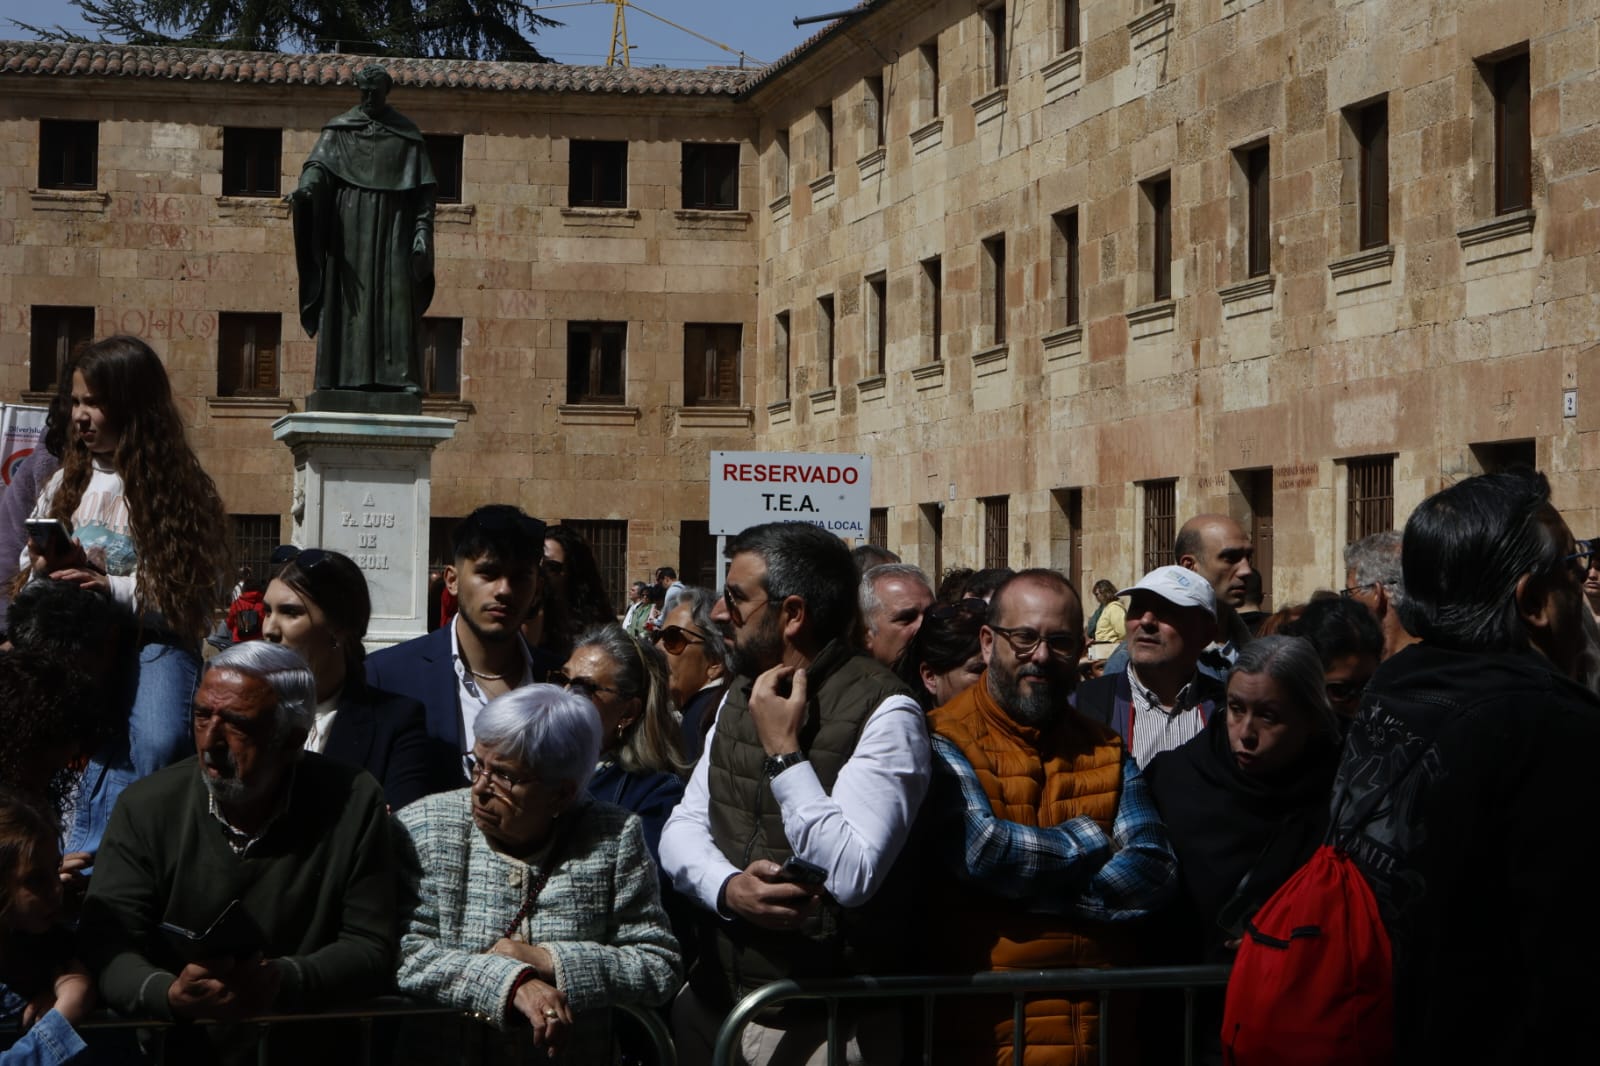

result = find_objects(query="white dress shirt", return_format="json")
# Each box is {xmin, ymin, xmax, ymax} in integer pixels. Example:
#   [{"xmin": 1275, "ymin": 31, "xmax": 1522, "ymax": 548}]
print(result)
[
  {"xmin": 302, "ymin": 693, "xmax": 340, "ymax": 754},
  {"xmin": 450, "ymin": 619, "xmax": 535, "ymax": 765},
  {"xmin": 659, "ymin": 690, "xmax": 931, "ymax": 912}
]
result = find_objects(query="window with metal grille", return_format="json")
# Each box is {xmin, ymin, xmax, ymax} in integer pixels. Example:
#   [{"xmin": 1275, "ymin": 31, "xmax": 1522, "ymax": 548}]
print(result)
[
  {"xmin": 1346, "ymin": 457, "xmax": 1394, "ymax": 545},
  {"xmin": 569, "ymin": 140, "xmax": 627, "ymax": 207},
  {"xmin": 817, "ymin": 295, "xmax": 836, "ymax": 388},
  {"xmin": 682, "ymin": 143, "xmax": 739, "ymax": 210},
  {"xmin": 561, "ymin": 519, "xmax": 627, "ymax": 615},
  {"xmin": 775, "ymin": 311, "xmax": 792, "ymax": 400},
  {"xmin": 1145, "ymin": 176, "xmax": 1172, "ymax": 301},
  {"xmin": 217, "ymin": 313, "xmax": 281, "ymax": 398},
  {"xmin": 684, "ymin": 323, "xmax": 741, "ymax": 406},
  {"xmin": 817, "ymin": 105, "xmax": 835, "ymax": 173},
  {"xmin": 39, "ymin": 119, "xmax": 97, "ymax": 190},
  {"xmin": 678, "ymin": 519, "xmax": 718, "ymax": 591},
  {"xmin": 984, "ymin": 235, "xmax": 1007, "ymax": 345},
  {"xmin": 29, "ymin": 306, "xmax": 94, "ymax": 393},
  {"xmin": 983, "ymin": 496, "xmax": 1009, "ymax": 569},
  {"xmin": 421, "ymin": 317, "xmax": 462, "ymax": 399},
  {"xmin": 426, "ymin": 134, "xmax": 464, "ymax": 204},
  {"xmin": 222, "ymin": 127, "xmax": 281, "ymax": 198},
  {"xmin": 566, "ymin": 322, "xmax": 626, "ymax": 404},
  {"xmin": 1491, "ymin": 52, "xmax": 1531, "ymax": 215},
  {"xmin": 1142, "ymin": 479, "xmax": 1177, "ymax": 573},
  {"xmin": 1242, "ymin": 143, "xmax": 1271, "ymax": 277},
  {"xmin": 865, "ymin": 274, "xmax": 887, "ymax": 377},
  {"xmin": 230, "ymin": 514, "xmax": 281, "ymax": 583},
  {"xmin": 1352, "ymin": 100, "xmax": 1389, "ymax": 250},
  {"xmin": 922, "ymin": 257, "xmax": 942, "ymax": 363},
  {"xmin": 1060, "ymin": 0, "xmax": 1080, "ymax": 51},
  {"xmin": 869, "ymin": 508, "xmax": 889, "ymax": 551},
  {"xmin": 1052, "ymin": 210, "xmax": 1080, "ymax": 329},
  {"xmin": 985, "ymin": 4, "xmax": 1008, "ymax": 88}
]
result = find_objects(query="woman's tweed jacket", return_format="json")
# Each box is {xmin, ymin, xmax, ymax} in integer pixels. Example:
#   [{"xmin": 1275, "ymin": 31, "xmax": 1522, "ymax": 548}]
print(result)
[{"xmin": 396, "ymin": 789, "xmax": 683, "ymax": 1063}]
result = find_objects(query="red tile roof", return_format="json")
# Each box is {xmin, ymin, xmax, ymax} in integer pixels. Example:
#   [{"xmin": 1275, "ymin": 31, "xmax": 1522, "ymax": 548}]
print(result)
[{"xmin": 0, "ymin": 40, "xmax": 759, "ymax": 96}]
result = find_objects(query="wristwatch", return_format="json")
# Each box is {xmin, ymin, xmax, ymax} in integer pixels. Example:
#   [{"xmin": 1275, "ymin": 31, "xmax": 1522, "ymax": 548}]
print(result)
[{"xmin": 762, "ymin": 751, "xmax": 807, "ymax": 780}]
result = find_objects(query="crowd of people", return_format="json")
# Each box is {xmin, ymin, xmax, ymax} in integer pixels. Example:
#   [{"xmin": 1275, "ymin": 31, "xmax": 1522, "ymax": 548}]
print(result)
[{"xmin": 2, "ymin": 334, "xmax": 1598, "ymax": 1066}]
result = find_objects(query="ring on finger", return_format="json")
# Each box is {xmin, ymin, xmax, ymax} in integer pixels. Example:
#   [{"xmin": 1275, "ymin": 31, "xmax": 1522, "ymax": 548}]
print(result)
[{"xmin": 542, "ymin": 1007, "xmax": 559, "ymax": 1019}]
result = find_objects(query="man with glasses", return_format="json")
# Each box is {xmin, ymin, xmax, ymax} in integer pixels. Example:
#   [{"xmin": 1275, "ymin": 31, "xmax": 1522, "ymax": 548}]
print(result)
[
  {"xmin": 922, "ymin": 568, "xmax": 1176, "ymax": 1064},
  {"xmin": 659, "ymin": 521, "xmax": 930, "ymax": 1066},
  {"xmin": 367, "ymin": 505, "xmax": 556, "ymax": 774},
  {"xmin": 1075, "ymin": 565, "xmax": 1226, "ymax": 766},
  {"xmin": 1288, "ymin": 470, "xmax": 1600, "ymax": 1063},
  {"xmin": 1342, "ymin": 529, "xmax": 1419, "ymax": 661}
]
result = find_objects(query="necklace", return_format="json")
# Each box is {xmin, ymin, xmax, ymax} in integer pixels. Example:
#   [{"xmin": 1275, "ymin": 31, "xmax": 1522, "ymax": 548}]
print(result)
[{"xmin": 469, "ymin": 668, "xmax": 505, "ymax": 681}]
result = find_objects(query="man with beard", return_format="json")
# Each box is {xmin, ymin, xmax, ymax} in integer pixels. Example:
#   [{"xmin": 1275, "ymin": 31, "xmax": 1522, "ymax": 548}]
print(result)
[
  {"xmin": 78, "ymin": 642, "xmax": 395, "ymax": 1064},
  {"xmin": 659, "ymin": 521, "xmax": 930, "ymax": 1066},
  {"xmin": 1074, "ymin": 565, "xmax": 1225, "ymax": 766},
  {"xmin": 923, "ymin": 569, "xmax": 1177, "ymax": 1065},
  {"xmin": 368, "ymin": 504, "xmax": 553, "ymax": 775}
]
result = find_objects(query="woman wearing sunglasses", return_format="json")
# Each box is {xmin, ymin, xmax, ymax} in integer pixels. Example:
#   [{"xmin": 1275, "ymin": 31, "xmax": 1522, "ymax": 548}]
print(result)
[
  {"xmin": 264, "ymin": 547, "xmax": 461, "ymax": 810},
  {"xmin": 554, "ymin": 623, "xmax": 688, "ymax": 865},
  {"xmin": 651, "ymin": 587, "xmax": 731, "ymax": 762}
]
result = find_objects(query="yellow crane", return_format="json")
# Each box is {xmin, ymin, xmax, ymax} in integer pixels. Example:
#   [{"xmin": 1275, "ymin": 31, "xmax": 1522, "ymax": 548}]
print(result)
[
  {"xmin": 532, "ymin": 0, "xmax": 766, "ymax": 68},
  {"xmin": 607, "ymin": 0, "xmax": 630, "ymax": 66}
]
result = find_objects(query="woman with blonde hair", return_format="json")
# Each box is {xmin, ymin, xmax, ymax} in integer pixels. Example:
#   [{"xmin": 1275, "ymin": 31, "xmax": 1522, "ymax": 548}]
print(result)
[{"xmin": 23, "ymin": 335, "xmax": 229, "ymax": 859}]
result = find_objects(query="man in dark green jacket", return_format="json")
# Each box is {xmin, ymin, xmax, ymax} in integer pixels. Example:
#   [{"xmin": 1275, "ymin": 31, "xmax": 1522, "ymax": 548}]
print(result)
[{"xmin": 78, "ymin": 641, "xmax": 396, "ymax": 1064}]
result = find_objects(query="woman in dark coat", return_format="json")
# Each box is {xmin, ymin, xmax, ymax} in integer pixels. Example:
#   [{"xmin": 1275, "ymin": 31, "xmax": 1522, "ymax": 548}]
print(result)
[
  {"xmin": 1144, "ymin": 635, "xmax": 1343, "ymax": 1063},
  {"xmin": 264, "ymin": 547, "xmax": 461, "ymax": 810}
]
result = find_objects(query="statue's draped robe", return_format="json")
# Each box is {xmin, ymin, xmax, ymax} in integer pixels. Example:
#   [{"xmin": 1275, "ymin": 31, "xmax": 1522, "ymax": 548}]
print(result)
[{"xmin": 293, "ymin": 105, "xmax": 436, "ymax": 391}]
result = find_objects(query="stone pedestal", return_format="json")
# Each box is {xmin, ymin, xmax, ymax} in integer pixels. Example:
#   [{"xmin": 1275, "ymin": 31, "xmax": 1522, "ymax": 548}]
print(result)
[{"xmin": 273, "ymin": 411, "xmax": 456, "ymax": 649}]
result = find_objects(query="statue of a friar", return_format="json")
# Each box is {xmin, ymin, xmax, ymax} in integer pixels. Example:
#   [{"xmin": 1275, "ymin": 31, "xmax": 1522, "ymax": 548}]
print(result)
[{"xmin": 289, "ymin": 65, "xmax": 435, "ymax": 407}]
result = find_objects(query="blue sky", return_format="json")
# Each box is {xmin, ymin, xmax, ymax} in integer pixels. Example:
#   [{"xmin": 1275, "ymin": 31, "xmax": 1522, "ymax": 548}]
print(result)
[{"xmin": 0, "ymin": 0, "xmax": 822, "ymax": 68}]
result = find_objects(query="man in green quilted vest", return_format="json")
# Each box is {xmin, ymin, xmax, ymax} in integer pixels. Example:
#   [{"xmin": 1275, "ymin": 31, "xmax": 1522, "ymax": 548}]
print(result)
[{"xmin": 660, "ymin": 521, "xmax": 932, "ymax": 1065}]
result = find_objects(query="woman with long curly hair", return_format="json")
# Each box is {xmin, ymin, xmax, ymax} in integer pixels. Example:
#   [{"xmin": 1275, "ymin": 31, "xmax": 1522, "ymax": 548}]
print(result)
[{"xmin": 23, "ymin": 335, "xmax": 230, "ymax": 860}]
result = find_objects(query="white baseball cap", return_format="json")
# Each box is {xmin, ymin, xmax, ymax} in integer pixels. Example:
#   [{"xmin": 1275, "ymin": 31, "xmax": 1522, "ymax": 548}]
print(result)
[{"xmin": 1119, "ymin": 565, "xmax": 1217, "ymax": 619}]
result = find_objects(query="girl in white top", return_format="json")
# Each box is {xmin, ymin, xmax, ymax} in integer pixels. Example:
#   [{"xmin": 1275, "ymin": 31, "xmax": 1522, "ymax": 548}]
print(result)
[{"xmin": 25, "ymin": 335, "xmax": 229, "ymax": 859}]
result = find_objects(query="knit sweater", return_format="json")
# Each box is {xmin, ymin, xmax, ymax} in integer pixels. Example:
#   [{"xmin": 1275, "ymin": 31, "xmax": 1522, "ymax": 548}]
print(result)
[{"xmin": 394, "ymin": 790, "xmax": 682, "ymax": 1064}]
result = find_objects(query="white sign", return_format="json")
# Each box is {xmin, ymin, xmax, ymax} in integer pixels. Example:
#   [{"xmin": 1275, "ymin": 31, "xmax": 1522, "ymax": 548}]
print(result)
[
  {"xmin": 709, "ymin": 451, "xmax": 872, "ymax": 539},
  {"xmin": 1, "ymin": 404, "xmax": 48, "ymax": 494}
]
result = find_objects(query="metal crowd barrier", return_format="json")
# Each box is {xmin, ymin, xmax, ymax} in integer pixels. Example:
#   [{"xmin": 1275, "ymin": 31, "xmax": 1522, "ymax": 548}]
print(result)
[
  {"xmin": 711, "ymin": 964, "xmax": 1233, "ymax": 1066},
  {"xmin": 1, "ymin": 996, "xmax": 677, "ymax": 1066}
]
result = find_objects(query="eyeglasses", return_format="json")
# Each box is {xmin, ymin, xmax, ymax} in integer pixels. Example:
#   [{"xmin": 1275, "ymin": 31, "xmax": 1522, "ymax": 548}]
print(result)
[
  {"xmin": 1324, "ymin": 680, "xmax": 1367, "ymax": 705},
  {"xmin": 988, "ymin": 624, "xmax": 1080, "ymax": 658},
  {"xmin": 722, "ymin": 586, "xmax": 772, "ymax": 626},
  {"xmin": 928, "ymin": 598, "xmax": 989, "ymax": 622},
  {"xmin": 270, "ymin": 545, "xmax": 334, "ymax": 570},
  {"xmin": 1339, "ymin": 583, "xmax": 1377, "ymax": 599},
  {"xmin": 548, "ymin": 671, "xmax": 623, "ymax": 701},
  {"xmin": 651, "ymin": 625, "xmax": 708, "ymax": 655},
  {"xmin": 1564, "ymin": 539, "xmax": 1599, "ymax": 575},
  {"xmin": 466, "ymin": 752, "xmax": 532, "ymax": 793}
]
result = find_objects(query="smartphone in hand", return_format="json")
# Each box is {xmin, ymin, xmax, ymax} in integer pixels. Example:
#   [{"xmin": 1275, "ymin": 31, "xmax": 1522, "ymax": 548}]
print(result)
[{"xmin": 774, "ymin": 856, "xmax": 828, "ymax": 886}]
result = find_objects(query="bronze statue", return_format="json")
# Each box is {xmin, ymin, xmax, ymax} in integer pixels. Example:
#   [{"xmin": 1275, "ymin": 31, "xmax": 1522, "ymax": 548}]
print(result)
[{"xmin": 290, "ymin": 65, "xmax": 435, "ymax": 408}]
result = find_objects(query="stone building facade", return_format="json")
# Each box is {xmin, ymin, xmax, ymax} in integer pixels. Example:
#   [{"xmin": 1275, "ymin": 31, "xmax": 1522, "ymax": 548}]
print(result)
[{"xmin": 5, "ymin": 0, "xmax": 1600, "ymax": 606}]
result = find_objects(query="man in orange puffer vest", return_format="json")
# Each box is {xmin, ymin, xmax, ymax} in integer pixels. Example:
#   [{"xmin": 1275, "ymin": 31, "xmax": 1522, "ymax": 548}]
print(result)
[{"xmin": 925, "ymin": 569, "xmax": 1178, "ymax": 1066}]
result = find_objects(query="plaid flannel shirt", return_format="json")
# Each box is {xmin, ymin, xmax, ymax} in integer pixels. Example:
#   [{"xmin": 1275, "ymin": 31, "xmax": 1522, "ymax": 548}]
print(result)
[{"xmin": 929, "ymin": 735, "xmax": 1177, "ymax": 921}]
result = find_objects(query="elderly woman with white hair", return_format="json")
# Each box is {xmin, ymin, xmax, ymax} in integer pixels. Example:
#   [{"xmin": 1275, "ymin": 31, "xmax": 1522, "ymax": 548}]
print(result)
[{"xmin": 394, "ymin": 684, "xmax": 683, "ymax": 1063}]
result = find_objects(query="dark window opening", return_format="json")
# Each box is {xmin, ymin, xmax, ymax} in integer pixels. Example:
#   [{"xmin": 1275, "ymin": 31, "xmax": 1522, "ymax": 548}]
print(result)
[
  {"xmin": 683, "ymin": 143, "xmax": 739, "ymax": 210},
  {"xmin": 986, "ymin": 5, "xmax": 1008, "ymax": 88},
  {"xmin": 426, "ymin": 134, "xmax": 464, "ymax": 204},
  {"xmin": 923, "ymin": 257, "xmax": 943, "ymax": 362},
  {"xmin": 566, "ymin": 322, "xmax": 626, "ymax": 404},
  {"xmin": 222, "ymin": 127, "xmax": 281, "ymax": 198},
  {"xmin": 559, "ymin": 519, "xmax": 627, "ymax": 615},
  {"xmin": 1147, "ymin": 176, "xmax": 1172, "ymax": 301},
  {"xmin": 866, "ymin": 274, "xmax": 887, "ymax": 377},
  {"xmin": 1346, "ymin": 457, "xmax": 1395, "ymax": 545},
  {"xmin": 38, "ymin": 119, "xmax": 97, "ymax": 190},
  {"xmin": 1354, "ymin": 101, "xmax": 1389, "ymax": 249},
  {"xmin": 29, "ymin": 306, "xmax": 94, "ymax": 393},
  {"xmin": 569, "ymin": 140, "xmax": 627, "ymax": 208},
  {"xmin": 985, "ymin": 235, "xmax": 1008, "ymax": 345},
  {"xmin": 983, "ymin": 496, "xmax": 1009, "ymax": 569},
  {"xmin": 217, "ymin": 313, "xmax": 281, "ymax": 398},
  {"xmin": 1053, "ymin": 210, "xmax": 1080, "ymax": 328},
  {"xmin": 421, "ymin": 317, "xmax": 462, "ymax": 399},
  {"xmin": 1143, "ymin": 479, "xmax": 1177, "ymax": 573},
  {"xmin": 818, "ymin": 295, "xmax": 836, "ymax": 388},
  {"xmin": 1244, "ymin": 144, "xmax": 1271, "ymax": 278},
  {"xmin": 684, "ymin": 323, "xmax": 741, "ymax": 406},
  {"xmin": 1492, "ymin": 53, "xmax": 1532, "ymax": 215}
]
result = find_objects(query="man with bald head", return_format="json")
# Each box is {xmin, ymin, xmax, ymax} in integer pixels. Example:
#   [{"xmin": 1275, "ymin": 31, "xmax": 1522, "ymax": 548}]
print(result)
[
  {"xmin": 923, "ymin": 568, "xmax": 1177, "ymax": 1064},
  {"xmin": 1174, "ymin": 513, "xmax": 1255, "ymax": 675}
]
